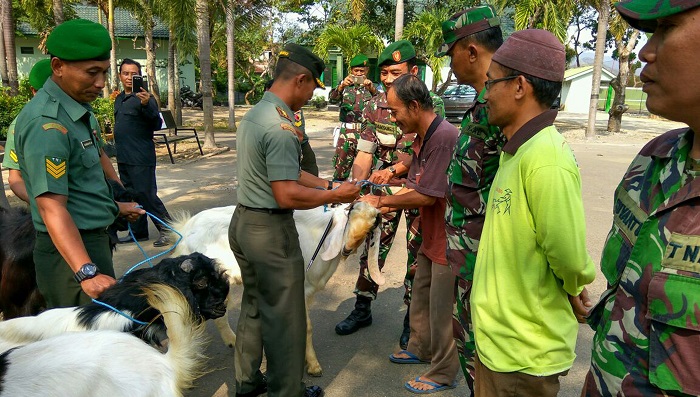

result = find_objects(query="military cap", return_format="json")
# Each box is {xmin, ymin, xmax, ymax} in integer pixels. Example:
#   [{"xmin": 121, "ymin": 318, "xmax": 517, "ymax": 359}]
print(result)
[
  {"xmin": 437, "ymin": 6, "xmax": 500, "ymax": 57},
  {"xmin": 349, "ymin": 54, "xmax": 369, "ymax": 68},
  {"xmin": 46, "ymin": 19, "xmax": 111, "ymax": 61},
  {"xmin": 377, "ymin": 40, "xmax": 416, "ymax": 67},
  {"xmin": 615, "ymin": 0, "xmax": 700, "ymax": 32},
  {"xmin": 29, "ymin": 59, "xmax": 53, "ymax": 90},
  {"xmin": 279, "ymin": 43, "xmax": 326, "ymax": 88},
  {"xmin": 492, "ymin": 29, "xmax": 565, "ymax": 82}
]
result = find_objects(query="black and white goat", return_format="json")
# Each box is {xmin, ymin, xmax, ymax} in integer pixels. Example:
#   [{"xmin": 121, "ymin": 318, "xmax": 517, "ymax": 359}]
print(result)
[
  {"xmin": 170, "ymin": 202, "xmax": 382, "ymax": 376},
  {"xmin": 0, "ymin": 252, "xmax": 229, "ymax": 350},
  {"xmin": 0, "ymin": 283, "xmax": 207, "ymax": 397}
]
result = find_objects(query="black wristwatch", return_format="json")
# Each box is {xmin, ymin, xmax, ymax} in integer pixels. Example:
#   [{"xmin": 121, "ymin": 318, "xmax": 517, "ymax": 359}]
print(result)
[
  {"xmin": 388, "ymin": 166, "xmax": 397, "ymax": 175},
  {"xmin": 327, "ymin": 180, "xmax": 334, "ymax": 190},
  {"xmin": 74, "ymin": 263, "xmax": 99, "ymax": 283}
]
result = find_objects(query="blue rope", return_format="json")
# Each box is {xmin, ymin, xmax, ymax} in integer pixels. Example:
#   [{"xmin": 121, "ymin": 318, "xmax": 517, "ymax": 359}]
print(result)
[{"xmin": 91, "ymin": 208, "xmax": 183, "ymax": 326}]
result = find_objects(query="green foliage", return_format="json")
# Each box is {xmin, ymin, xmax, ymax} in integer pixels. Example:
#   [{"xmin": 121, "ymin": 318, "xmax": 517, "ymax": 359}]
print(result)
[
  {"xmin": 314, "ymin": 24, "xmax": 384, "ymax": 61},
  {"xmin": 403, "ymin": 8, "xmax": 452, "ymax": 89},
  {"xmin": 309, "ymin": 95, "xmax": 327, "ymax": 109},
  {"xmin": 0, "ymin": 79, "xmax": 33, "ymax": 140},
  {"xmin": 91, "ymin": 97, "xmax": 115, "ymax": 138}
]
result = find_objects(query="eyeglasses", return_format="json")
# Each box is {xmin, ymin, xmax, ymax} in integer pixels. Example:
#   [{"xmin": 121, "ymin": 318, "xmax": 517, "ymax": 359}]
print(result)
[{"xmin": 484, "ymin": 75, "xmax": 519, "ymax": 90}]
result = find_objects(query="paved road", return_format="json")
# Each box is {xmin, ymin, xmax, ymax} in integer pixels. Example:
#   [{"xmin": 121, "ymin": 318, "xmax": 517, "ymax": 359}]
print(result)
[{"xmin": 105, "ymin": 109, "xmax": 685, "ymax": 397}]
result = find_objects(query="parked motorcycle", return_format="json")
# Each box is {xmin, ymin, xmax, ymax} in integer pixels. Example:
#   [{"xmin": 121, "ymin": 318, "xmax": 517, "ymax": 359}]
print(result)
[{"xmin": 180, "ymin": 85, "xmax": 203, "ymax": 108}]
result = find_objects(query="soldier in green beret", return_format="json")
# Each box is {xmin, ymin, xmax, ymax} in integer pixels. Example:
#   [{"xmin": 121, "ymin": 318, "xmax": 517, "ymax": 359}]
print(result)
[
  {"xmin": 230, "ymin": 42, "xmax": 359, "ymax": 397},
  {"xmin": 334, "ymin": 40, "xmax": 444, "ymax": 351},
  {"xmin": 436, "ymin": 6, "xmax": 504, "ymax": 393},
  {"xmin": 13, "ymin": 19, "xmax": 144, "ymax": 309},
  {"xmin": 583, "ymin": 1, "xmax": 700, "ymax": 395},
  {"xmin": 328, "ymin": 53, "xmax": 377, "ymax": 181}
]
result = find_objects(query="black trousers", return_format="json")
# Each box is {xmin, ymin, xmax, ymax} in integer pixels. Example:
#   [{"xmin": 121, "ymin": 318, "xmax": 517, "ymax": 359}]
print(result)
[{"xmin": 117, "ymin": 163, "xmax": 171, "ymax": 238}]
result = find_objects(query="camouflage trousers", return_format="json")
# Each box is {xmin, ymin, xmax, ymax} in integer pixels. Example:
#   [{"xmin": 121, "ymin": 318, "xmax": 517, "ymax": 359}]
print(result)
[
  {"xmin": 332, "ymin": 127, "xmax": 360, "ymax": 181},
  {"xmin": 355, "ymin": 193, "xmax": 421, "ymax": 305}
]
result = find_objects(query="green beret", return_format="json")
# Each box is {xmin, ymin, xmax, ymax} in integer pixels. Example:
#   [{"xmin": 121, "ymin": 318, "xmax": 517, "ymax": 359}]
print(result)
[
  {"xmin": 46, "ymin": 19, "xmax": 111, "ymax": 61},
  {"xmin": 615, "ymin": 0, "xmax": 700, "ymax": 32},
  {"xmin": 29, "ymin": 59, "xmax": 52, "ymax": 90},
  {"xmin": 279, "ymin": 43, "xmax": 326, "ymax": 89},
  {"xmin": 377, "ymin": 40, "xmax": 416, "ymax": 67},
  {"xmin": 349, "ymin": 54, "xmax": 369, "ymax": 68},
  {"xmin": 437, "ymin": 6, "xmax": 500, "ymax": 57}
]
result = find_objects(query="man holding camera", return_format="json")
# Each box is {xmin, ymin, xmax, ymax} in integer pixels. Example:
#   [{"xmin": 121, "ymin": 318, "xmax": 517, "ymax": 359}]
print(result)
[
  {"xmin": 114, "ymin": 58, "xmax": 172, "ymax": 247},
  {"xmin": 329, "ymin": 53, "xmax": 377, "ymax": 181}
]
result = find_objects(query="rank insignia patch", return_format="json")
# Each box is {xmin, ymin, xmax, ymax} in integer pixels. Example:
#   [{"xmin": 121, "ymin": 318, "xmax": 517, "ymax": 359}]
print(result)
[
  {"xmin": 9, "ymin": 150, "xmax": 17, "ymax": 163},
  {"xmin": 45, "ymin": 157, "xmax": 66, "ymax": 179},
  {"xmin": 42, "ymin": 123, "xmax": 68, "ymax": 134},
  {"xmin": 280, "ymin": 123, "xmax": 304, "ymax": 142},
  {"xmin": 276, "ymin": 106, "xmax": 293, "ymax": 122}
]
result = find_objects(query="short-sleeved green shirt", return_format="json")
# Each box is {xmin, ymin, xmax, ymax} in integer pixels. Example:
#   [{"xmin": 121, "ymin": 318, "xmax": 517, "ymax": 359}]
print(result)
[
  {"xmin": 15, "ymin": 79, "xmax": 118, "ymax": 232},
  {"xmin": 2, "ymin": 117, "xmax": 19, "ymax": 170},
  {"xmin": 235, "ymin": 91, "xmax": 303, "ymax": 208}
]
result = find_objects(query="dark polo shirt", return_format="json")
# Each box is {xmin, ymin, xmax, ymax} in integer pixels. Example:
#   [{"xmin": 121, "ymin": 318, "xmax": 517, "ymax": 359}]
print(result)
[{"xmin": 407, "ymin": 116, "xmax": 459, "ymax": 265}]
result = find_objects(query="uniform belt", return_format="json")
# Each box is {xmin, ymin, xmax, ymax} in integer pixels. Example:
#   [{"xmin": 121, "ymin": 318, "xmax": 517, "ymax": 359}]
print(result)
[
  {"xmin": 341, "ymin": 122, "xmax": 362, "ymax": 130},
  {"xmin": 239, "ymin": 204, "xmax": 293, "ymax": 215}
]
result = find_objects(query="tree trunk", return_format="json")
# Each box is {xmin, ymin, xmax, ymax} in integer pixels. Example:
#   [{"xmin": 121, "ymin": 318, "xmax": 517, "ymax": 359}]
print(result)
[
  {"xmin": 394, "ymin": 0, "xmax": 404, "ymax": 41},
  {"xmin": 167, "ymin": 28, "xmax": 176, "ymax": 116},
  {"xmin": 174, "ymin": 49, "xmax": 183, "ymax": 125},
  {"xmin": 585, "ymin": 0, "xmax": 610, "ymax": 138},
  {"xmin": 196, "ymin": 0, "xmax": 216, "ymax": 148},
  {"xmin": 2, "ymin": 0, "xmax": 19, "ymax": 94},
  {"xmin": 52, "ymin": 0, "xmax": 64, "ymax": 24},
  {"xmin": 607, "ymin": 29, "xmax": 640, "ymax": 133},
  {"xmin": 108, "ymin": 0, "xmax": 117, "ymax": 93},
  {"xmin": 144, "ymin": 20, "xmax": 161, "ymax": 108},
  {"xmin": 0, "ymin": 8, "xmax": 8, "ymax": 88},
  {"xmin": 226, "ymin": 0, "xmax": 236, "ymax": 131}
]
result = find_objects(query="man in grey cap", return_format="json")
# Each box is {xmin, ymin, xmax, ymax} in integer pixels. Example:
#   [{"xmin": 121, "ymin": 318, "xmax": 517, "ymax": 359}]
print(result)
[
  {"xmin": 14, "ymin": 19, "xmax": 144, "ymax": 309},
  {"xmin": 470, "ymin": 29, "xmax": 595, "ymax": 396},
  {"xmin": 229, "ymin": 42, "xmax": 360, "ymax": 397}
]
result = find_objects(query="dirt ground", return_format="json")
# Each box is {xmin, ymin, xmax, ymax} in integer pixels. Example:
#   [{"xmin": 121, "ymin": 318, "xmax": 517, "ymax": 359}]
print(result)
[{"xmin": 0, "ymin": 107, "xmax": 687, "ymax": 397}]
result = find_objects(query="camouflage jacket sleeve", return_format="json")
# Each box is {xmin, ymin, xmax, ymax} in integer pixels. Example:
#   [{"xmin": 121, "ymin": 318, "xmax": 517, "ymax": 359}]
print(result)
[
  {"xmin": 586, "ymin": 128, "xmax": 700, "ymax": 396},
  {"xmin": 357, "ymin": 95, "xmax": 380, "ymax": 153},
  {"xmin": 328, "ymin": 86, "xmax": 343, "ymax": 104},
  {"xmin": 430, "ymin": 91, "xmax": 445, "ymax": 118}
]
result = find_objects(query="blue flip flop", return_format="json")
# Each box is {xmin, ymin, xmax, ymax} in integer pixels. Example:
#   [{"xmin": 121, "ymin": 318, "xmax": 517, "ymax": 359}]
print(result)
[
  {"xmin": 388, "ymin": 350, "xmax": 429, "ymax": 364},
  {"xmin": 404, "ymin": 377, "xmax": 457, "ymax": 394}
]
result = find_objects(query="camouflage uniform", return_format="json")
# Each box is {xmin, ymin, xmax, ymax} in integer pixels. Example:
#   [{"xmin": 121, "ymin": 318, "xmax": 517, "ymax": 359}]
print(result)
[
  {"xmin": 354, "ymin": 90, "xmax": 445, "ymax": 303},
  {"xmin": 445, "ymin": 88, "xmax": 504, "ymax": 388},
  {"xmin": 584, "ymin": 128, "xmax": 700, "ymax": 396},
  {"xmin": 329, "ymin": 84, "xmax": 374, "ymax": 180}
]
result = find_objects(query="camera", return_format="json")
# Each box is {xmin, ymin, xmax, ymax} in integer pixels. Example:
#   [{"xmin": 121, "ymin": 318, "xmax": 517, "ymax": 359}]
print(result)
[
  {"xmin": 352, "ymin": 76, "xmax": 365, "ymax": 86},
  {"xmin": 132, "ymin": 75, "xmax": 149, "ymax": 92}
]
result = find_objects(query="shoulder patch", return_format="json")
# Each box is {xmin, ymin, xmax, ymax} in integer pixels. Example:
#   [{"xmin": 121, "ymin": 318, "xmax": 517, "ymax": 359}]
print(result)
[
  {"xmin": 280, "ymin": 123, "xmax": 304, "ymax": 142},
  {"xmin": 45, "ymin": 156, "xmax": 66, "ymax": 179},
  {"xmin": 42, "ymin": 123, "xmax": 68, "ymax": 134},
  {"xmin": 276, "ymin": 106, "xmax": 293, "ymax": 123},
  {"xmin": 294, "ymin": 112, "xmax": 303, "ymax": 127}
]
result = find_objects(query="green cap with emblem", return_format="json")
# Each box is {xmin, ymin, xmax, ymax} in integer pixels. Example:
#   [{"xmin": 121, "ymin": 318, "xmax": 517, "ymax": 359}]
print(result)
[
  {"xmin": 349, "ymin": 54, "xmax": 369, "ymax": 68},
  {"xmin": 29, "ymin": 59, "xmax": 52, "ymax": 90},
  {"xmin": 437, "ymin": 6, "xmax": 500, "ymax": 57},
  {"xmin": 279, "ymin": 43, "xmax": 326, "ymax": 88},
  {"xmin": 377, "ymin": 40, "xmax": 416, "ymax": 67},
  {"xmin": 46, "ymin": 19, "xmax": 111, "ymax": 61},
  {"xmin": 615, "ymin": 0, "xmax": 700, "ymax": 32}
]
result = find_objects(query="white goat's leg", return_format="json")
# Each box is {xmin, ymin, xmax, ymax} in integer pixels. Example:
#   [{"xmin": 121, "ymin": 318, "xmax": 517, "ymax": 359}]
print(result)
[
  {"xmin": 215, "ymin": 287, "xmax": 237, "ymax": 347},
  {"xmin": 304, "ymin": 297, "xmax": 322, "ymax": 376}
]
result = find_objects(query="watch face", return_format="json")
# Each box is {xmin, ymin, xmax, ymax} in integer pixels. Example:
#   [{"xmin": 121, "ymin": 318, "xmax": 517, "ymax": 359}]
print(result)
[{"xmin": 82, "ymin": 264, "xmax": 97, "ymax": 276}]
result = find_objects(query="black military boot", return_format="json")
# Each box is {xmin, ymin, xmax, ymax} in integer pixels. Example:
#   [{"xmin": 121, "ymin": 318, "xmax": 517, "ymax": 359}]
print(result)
[
  {"xmin": 399, "ymin": 309, "xmax": 410, "ymax": 350},
  {"xmin": 335, "ymin": 295, "xmax": 372, "ymax": 335}
]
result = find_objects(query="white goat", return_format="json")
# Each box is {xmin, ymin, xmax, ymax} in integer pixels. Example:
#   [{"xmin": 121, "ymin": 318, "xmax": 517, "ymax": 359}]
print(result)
[{"xmin": 170, "ymin": 202, "xmax": 382, "ymax": 376}]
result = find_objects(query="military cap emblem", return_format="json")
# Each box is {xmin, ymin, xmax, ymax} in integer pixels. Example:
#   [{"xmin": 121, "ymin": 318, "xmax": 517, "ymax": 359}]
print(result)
[
  {"xmin": 392, "ymin": 50, "xmax": 402, "ymax": 62},
  {"xmin": 45, "ymin": 156, "xmax": 66, "ymax": 179}
]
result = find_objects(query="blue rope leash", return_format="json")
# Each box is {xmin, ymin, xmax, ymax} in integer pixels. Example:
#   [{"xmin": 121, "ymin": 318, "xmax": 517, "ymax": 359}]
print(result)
[{"xmin": 91, "ymin": 208, "xmax": 183, "ymax": 325}]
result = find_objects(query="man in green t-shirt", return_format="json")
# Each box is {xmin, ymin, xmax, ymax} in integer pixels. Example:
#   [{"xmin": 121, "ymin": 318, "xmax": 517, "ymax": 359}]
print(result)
[{"xmin": 14, "ymin": 19, "xmax": 144, "ymax": 308}]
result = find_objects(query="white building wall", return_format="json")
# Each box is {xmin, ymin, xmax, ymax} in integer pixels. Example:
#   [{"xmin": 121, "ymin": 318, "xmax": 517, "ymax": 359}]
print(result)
[{"xmin": 563, "ymin": 76, "xmax": 593, "ymax": 114}]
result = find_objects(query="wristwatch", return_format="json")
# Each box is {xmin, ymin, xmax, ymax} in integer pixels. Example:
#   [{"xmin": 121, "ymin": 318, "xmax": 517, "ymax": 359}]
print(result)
[
  {"xmin": 74, "ymin": 262, "xmax": 99, "ymax": 283},
  {"xmin": 388, "ymin": 166, "xmax": 397, "ymax": 175}
]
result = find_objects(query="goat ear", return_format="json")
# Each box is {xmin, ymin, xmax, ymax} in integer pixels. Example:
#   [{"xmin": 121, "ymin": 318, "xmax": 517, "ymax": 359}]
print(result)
[
  {"xmin": 367, "ymin": 226, "xmax": 385, "ymax": 285},
  {"xmin": 320, "ymin": 213, "xmax": 346, "ymax": 261},
  {"xmin": 180, "ymin": 259, "xmax": 194, "ymax": 273}
]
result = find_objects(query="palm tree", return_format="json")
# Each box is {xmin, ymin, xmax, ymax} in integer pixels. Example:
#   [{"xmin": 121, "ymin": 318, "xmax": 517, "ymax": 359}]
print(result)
[
  {"xmin": 195, "ymin": 0, "xmax": 215, "ymax": 148},
  {"xmin": 0, "ymin": 13, "xmax": 8, "ymax": 87},
  {"xmin": 606, "ymin": 10, "xmax": 640, "ymax": 133},
  {"xmin": 403, "ymin": 8, "xmax": 451, "ymax": 92},
  {"xmin": 53, "ymin": 0, "xmax": 65, "ymax": 23},
  {"xmin": 586, "ymin": 0, "xmax": 610, "ymax": 138},
  {"xmin": 493, "ymin": 0, "xmax": 576, "ymax": 42},
  {"xmin": 395, "ymin": 0, "xmax": 404, "ymax": 40},
  {"xmin": 225, "ymin": 0, "xmax": 235, "ymax": 131},
  {"xmin": 1, "ymin": 0, "xmax": 18, "ymax": 94},
  {"xmin": 314, "ymin": 23, "xmax": 383, "ymax": 81}
]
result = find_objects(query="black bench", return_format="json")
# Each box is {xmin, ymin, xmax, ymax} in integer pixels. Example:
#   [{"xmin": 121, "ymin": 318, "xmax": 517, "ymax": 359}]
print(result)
[{"xmin": 154, "ymin": 110, "xmax": 203, "ymax": 164}]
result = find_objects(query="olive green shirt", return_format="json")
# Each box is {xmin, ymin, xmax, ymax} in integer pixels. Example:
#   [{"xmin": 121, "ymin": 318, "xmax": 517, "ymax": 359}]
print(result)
[
  {"xmin": 236, "ymin": 91, "xmax": 303, "ymax": 208},
  {"xmin": 2, "ymin": 117, "xmax": 19, "ymax": 170},
  {"xmin": 15, "ymin": 78, "xmax": 118, "ymax": 232}
]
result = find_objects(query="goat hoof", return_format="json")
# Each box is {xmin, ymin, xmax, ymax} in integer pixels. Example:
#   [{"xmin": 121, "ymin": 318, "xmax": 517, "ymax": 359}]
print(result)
[{"xmin": 306, "ymin": 366, "xmax": 323, "ymax": 377}]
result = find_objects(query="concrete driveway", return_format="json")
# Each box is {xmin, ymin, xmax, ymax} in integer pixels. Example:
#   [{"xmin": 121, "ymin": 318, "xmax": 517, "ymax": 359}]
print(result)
[{"xmin": 104, "ymin": 109, "xmax": 686, "ymax": 397}]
